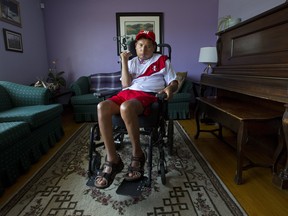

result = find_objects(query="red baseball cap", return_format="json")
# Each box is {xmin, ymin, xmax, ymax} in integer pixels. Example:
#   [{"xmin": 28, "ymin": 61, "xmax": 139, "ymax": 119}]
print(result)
[{"xmin": 136, "ymin": 30, "xmax": 156, "ymax": 44}]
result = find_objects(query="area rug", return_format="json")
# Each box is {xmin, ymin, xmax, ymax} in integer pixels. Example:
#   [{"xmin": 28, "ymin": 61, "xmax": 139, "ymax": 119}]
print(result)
[{"xmin": 0, "ymin": 122, "xmax": 247, "ymax": 216}]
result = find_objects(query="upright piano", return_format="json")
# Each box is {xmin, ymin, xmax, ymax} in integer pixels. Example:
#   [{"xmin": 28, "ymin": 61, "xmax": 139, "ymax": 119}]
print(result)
[{"xmin": 197, "ymin": 2, "xmax": 288, "ymax": 188}]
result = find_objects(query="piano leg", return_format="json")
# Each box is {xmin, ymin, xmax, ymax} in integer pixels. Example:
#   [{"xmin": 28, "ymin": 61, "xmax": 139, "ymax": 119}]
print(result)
[
  {"xmin": 272, "ymin": 104, "xmax": 288, "ymax": 189},
  {"xmin": 234, "ymin": 121, "xmax": 247, "ymax": 185}
]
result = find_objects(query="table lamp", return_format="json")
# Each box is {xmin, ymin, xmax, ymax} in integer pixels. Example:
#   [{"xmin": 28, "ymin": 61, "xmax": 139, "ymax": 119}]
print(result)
[{"xmin": 198, "ymin": 47, "xmax": 218, "ymax": 73}]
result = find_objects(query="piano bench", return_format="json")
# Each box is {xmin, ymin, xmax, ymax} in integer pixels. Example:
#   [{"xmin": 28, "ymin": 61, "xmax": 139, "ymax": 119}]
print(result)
[{"xmin": 194, "ymin": 96, "xmax": 283, "ymax": 185}]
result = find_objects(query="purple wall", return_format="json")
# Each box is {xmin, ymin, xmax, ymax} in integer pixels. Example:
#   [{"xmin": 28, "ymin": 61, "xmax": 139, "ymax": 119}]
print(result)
[
  {"xmin": 0, "ymin": 0, "xmax": 218, "ymax": 85},
  {"xmin": 1, "ymin": 1, "xmax": 284, "ymax": 86},
  {"xmin": 0, "ymin": 0, "xmax": 48, "ymax": 85},
  {"xmin": 42, "ymin": 0, "xmax": 219, "ymax": 84}
]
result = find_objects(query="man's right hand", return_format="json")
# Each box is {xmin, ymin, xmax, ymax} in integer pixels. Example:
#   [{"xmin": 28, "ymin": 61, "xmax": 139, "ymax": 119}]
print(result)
[{"xmin": 120, "ymin": 50, "xmax": 132, "ymax": 62}]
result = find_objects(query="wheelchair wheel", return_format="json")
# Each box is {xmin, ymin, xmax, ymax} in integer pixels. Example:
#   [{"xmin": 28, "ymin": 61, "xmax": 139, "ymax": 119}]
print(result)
[
  {"xmin": 114, "ymin": 131, "xmax": 124, "ymax": 149},
  {"xmin": 160, "ymin": 162, "xmax": 166, "ymax": 185},
  {"xmin": 167, "ymin": 119, "xmax": 174, "ymax": 155},
  {"xmin": 89, "ymin": 152, "xmax": 102, "ymax": 176}
]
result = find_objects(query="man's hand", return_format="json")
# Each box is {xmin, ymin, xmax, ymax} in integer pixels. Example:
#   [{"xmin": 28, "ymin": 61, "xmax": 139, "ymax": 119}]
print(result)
[
  {"xmin": 158, "ymin": 80, "xmax": 178, "ymax": 100},
  {"xmin": 120, "ymin": 50, "xmax": 132, "ymax": 63}
]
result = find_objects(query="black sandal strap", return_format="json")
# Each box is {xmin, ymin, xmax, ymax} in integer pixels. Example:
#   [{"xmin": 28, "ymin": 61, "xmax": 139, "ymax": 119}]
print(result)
[
  {"xmin": 124, "ymin": 152, "xmax": 146, "ymax": 181},
  {"xmin": 94, "ymin": 157, "xmax": 124, "ymax": 189}
]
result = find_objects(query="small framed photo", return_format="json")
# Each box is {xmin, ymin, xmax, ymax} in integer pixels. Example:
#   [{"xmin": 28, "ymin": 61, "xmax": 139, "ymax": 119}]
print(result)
[
  {"xmin": 0, "ymin": 0, "xmax": 21, "ymax": 27},
  {"xmin": 3, "ymin": 28, "xmax": 23, "ymax": 52},
  {"xmin": 115, "ymin": 12, "xmax": 163, "ymax": 55}
]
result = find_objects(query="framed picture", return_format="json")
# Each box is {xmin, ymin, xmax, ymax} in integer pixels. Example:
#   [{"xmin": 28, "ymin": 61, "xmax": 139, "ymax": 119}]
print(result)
[
  {"xmin": 115, "ymin": 12, "xmax": 163, "ymax": 55},
  {"xmin": 0, "ymin": 0, "xmax": 21, "ymax": 27},
  {"xmin": 3, "ymin": 28, "xmax": 23, "ymax": 52}
]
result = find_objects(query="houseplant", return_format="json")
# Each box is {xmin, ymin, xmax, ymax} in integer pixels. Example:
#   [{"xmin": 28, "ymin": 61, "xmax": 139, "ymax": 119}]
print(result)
[
  {"xmin": 218, "ymin": 15, "xmax": 241, "ymax": 32},
  {"xmin": 34, "ymin": 60, "xmax": 66, "ymax": 93},
  {"xmin": 46, "ymin": 70, "xmax": 66, "ymax": 92}
]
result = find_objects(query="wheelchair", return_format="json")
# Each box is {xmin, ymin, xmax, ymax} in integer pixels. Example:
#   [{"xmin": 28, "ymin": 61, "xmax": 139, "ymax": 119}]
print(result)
[{"xmin": 86, "ymin": 42, "xmax": 174, "ymax": 196}]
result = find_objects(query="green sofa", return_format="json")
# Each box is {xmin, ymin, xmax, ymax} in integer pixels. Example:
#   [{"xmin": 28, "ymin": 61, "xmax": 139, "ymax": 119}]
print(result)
[
  {"xmin": 0, "ymin": 81, "xmax": 64, "ymax": 195},
  {"xmin": 70, "ymin": 72, "xmax": 193, "ymax": 122}
]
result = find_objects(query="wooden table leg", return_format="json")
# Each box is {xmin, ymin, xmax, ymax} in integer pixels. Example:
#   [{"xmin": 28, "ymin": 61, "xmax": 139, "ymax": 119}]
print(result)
[
  {"xmin": 273, "ymin": 104, "xmax": 288, "ymax": 189},
  {"xmin": 194, "ymin": 100, "xmax": 201, "ymax": 139}
]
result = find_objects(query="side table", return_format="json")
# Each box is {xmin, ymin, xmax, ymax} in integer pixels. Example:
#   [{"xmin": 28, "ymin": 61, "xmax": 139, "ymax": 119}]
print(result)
[{"xmin": 50, "ymin": 88, "xmax": 73, "ymax": 106}]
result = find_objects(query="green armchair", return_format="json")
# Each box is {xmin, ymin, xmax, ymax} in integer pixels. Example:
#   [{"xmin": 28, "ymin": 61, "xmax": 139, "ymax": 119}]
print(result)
[
  {"xmin": 70, "ymin": 71, "xmax": 193, "ymax": 122},
  {"xmin": 168, "ymin": 78, "xmax": 193, "ymax": 119},
  {"xmin": 70, "ymin": 72, "xmax": 122, "ymax": 122}
]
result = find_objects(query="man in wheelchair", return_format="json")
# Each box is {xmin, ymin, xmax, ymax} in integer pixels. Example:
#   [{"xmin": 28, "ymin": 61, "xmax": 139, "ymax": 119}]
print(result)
[{"xmin": 95, "ymin": 30, "xmax": 178, "ymax": 189}]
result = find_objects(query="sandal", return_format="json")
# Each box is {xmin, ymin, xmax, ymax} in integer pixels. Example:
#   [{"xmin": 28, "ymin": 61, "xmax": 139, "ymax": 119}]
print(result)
[
  {"xmin": 94, "ymin": 155, "xmax": 124, "ymax": 189},
  {"xmin": 124, "ymin": 152, "xmax": 146, "ymax": 181}
]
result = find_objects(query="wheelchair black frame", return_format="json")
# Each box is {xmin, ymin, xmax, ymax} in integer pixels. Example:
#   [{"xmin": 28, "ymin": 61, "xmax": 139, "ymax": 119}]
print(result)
[{"xmin": 87, "ymin": 95, "xmax": 173, "ymax": 188}]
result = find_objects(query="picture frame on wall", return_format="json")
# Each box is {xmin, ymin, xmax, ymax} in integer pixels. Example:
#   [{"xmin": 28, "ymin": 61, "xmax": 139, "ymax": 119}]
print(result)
[
  {"xmin": 3, "ymin": 28, "xmax": 23, "ymax": 52},
  {"xmin": 115, "ymin": 12, "xmax": 163, "ymax": 55},
  {"xmin": 0, "ymin": 0, "xmax": 21, "ymax": 27}
]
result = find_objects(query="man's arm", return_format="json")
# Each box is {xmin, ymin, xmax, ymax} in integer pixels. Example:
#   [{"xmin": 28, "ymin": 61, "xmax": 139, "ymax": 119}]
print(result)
[
  {"xmin": 159, "ymin": 80, "xmax": 178, "ymax": 100},
  {"xmin": 120, "ymin": 51, "xmax": 132, "ymax": 88}
]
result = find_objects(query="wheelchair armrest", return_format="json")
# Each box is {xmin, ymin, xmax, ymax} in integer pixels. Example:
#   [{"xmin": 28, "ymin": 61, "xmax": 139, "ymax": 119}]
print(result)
[{"xmin": 93, "ymin": 90, "xmax": 119, "ymax": 98}]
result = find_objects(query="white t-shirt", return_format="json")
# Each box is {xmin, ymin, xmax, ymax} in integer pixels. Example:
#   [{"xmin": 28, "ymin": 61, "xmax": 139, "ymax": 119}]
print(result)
[{"xmin": 123, "ymin": 53, "xmax": 177, "ymax": 93}]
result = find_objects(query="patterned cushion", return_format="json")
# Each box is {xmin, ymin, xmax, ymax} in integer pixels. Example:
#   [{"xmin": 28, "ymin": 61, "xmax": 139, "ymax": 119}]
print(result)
[
  {"xmin": 0, "ymin": 122, "xmax": 31, "ymax": 151},
  {"xmin": 90, "ymin": 71, "xmax": 122, "ymax": 92},
  {"xmin": 0, "ymin": 104, "xmax": 63, "ymax": 128},
  {"xmin": 0, "ymin": 85, "xmax": 12, "ymax": 112}
]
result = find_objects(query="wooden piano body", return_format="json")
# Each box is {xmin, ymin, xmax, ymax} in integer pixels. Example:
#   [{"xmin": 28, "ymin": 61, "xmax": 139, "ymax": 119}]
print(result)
[{"xmin": 195, "ymin": 2, "xmax": 288, "ymax": 188}]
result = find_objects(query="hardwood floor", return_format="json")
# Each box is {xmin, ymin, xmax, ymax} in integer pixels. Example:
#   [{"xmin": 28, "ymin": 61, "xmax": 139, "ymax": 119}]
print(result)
[
  {"xmin": 1, "ymin": 108, "xmax": 288, "ymax": 215},
  {"xmin": 179, "ymin": 118, "xmax": 288, "ymax": 216}
]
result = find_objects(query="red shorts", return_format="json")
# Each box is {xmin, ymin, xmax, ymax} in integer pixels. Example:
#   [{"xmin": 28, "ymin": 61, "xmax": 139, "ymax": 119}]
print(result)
[{"xmin": 108, "ymin": 89, "xmax": 157, "ymax": 115}]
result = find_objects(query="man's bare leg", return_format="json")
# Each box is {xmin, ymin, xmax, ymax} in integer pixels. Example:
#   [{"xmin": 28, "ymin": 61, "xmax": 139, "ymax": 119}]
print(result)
[
  {"xmin": 96, "ymin": 100, "xmax": 121, "ymax": 186},
  {"xmin": 120, "ymin": 99, "xmax": 145, "ymax": 178}
]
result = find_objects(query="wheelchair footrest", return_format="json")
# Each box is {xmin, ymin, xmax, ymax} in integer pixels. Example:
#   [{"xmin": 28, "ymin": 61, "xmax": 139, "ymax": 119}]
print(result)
[{"xmin": 116, "ymin": 176, "xmax": 148, "ymax": 197}]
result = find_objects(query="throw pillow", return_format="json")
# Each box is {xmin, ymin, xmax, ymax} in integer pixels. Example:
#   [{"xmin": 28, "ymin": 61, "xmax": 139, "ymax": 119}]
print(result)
[{"xmin": 175, "ymin": 72, "xmax": 187, "ymax": 93}]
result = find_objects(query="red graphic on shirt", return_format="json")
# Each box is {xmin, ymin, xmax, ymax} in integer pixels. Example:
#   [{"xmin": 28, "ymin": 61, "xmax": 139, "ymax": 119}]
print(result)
[{"xmin": 137, "ymin": 55, "xmax": 168, "ymax": 78}]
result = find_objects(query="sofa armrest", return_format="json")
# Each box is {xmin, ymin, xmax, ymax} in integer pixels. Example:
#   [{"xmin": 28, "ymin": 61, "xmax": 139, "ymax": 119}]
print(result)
[
  {"xmin": 179, "ymin": 79, "xmax": 193, "ymax": 93},
  {"xmin": 70, "ymin": 76, "xmax": 91, "ymax": 96},
  {"xmin": 0, "ymin": 81, "xmax": 50, "ymax": 106}
]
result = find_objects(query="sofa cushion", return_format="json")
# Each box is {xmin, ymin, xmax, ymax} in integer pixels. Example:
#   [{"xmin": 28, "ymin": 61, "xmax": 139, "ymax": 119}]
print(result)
[
  {"xmin": 71, "ymin": 94, "xmax": 105, "ymax": 105},
  {"xmin": 0, "ymin": 85, "xmax": 12, "ymax": 112},
  {"xmin": 170, "ymin": 92, "xmax": 192, "ymax": 103},
  {"xmin": 0, "ymin": 104, "xmax": 63, "ymax": 129},
  {"xmin": 0, "ymin": 122, "xmax": 31, "ymax": 151},
  {"xmin": 90, "ymin": 71, "xmax": 122, "ymax": 92}
]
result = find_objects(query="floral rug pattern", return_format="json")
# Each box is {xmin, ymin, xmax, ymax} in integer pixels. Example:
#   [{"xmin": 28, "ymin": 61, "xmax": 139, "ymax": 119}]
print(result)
[{"xmin": 0, "ymin": 122, "xmax": 247, "ymax": 216}]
